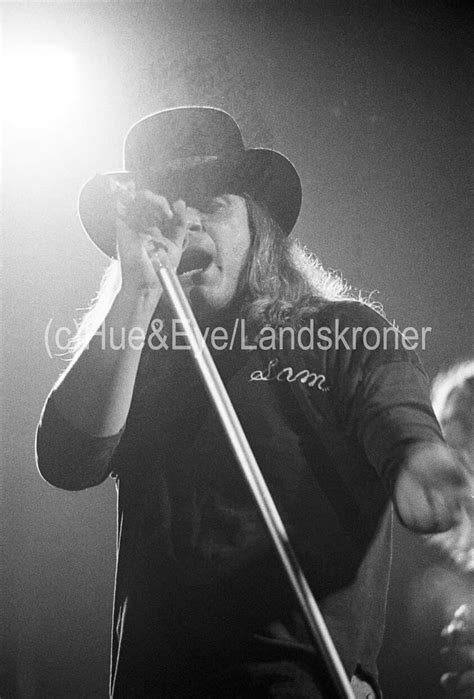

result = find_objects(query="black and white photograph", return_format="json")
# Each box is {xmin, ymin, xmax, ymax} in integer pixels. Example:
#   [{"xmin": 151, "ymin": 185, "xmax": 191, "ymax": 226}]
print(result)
[{"xmin": 1, "ymin": 2, "xmax": 473, "ymax": 697}]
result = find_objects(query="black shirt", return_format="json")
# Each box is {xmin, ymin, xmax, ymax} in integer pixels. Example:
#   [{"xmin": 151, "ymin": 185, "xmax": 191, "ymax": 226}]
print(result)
[{"xmin": 37, "ymin": 301, "xmax": 444, "ymax": 697}]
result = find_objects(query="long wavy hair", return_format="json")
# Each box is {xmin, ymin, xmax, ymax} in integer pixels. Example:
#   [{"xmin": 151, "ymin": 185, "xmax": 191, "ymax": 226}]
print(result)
[
  {"xmin": 238, "ymin": 195, "xmax": 356, "ymax": 333},
  {"xmin": 71, "ymin": 194, "xmax": 362, "ymax": 354}
]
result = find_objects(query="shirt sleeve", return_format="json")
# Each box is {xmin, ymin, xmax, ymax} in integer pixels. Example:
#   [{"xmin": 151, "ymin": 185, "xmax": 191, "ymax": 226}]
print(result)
[
  {"xmin": 36, "ymin": 393, "xmax": 124, "ymax": 491},
  {"xmin": 321, "ymin": 301, "xmax": 445, "ymax": 492}
]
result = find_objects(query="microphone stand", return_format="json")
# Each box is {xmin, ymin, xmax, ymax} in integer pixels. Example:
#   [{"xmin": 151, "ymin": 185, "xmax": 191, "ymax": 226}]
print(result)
[{"xmin": 156, "ymin": 257, "xmax": 355, "ymax": 699}]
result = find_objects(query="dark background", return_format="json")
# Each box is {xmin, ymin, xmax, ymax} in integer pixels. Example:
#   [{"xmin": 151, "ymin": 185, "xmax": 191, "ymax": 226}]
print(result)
[{"xmin": 2, "ymin": 1, "xmax": 472, "ymax": 697}]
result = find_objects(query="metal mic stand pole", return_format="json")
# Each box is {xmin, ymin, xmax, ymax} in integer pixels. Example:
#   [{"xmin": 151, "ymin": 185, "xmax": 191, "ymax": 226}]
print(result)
[{"xmin": 156, "ymin": 257, "xmax": 355, "ymax": 699}]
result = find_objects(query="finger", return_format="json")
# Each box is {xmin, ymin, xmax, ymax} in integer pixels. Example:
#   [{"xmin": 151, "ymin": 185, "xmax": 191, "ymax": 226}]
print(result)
[
  {"xmin": 441, "ymin": 671, "xmax": 457, "ymax": 693},
  {"xmin": 442, "ymin": 607, "xmax": 474, "ymax": 642},
  {"xmin": 160, "ymin": 199, "xmax": 188, "ymax": 251},
  {"xmin": 140, "ymin": 227, "xmax": 175, "ymax": 254},
  {"xmin": 440, "ymin": 671, "xmax": 474, "ymax": 697},
  {"xmin": 162, "ymin": 199, "xmax": 188, "ymax": 245},
  {"xmin": 456, "ymin": 669, "xmax": 474, "ymax": 696},
  {"xmin": 442, "ymin": 625, "xmax": 474, "ymax": 645},
  {"xmin": 116, "ymin": 222, "xmax": 161, "ymax": 266},
  {"xmin": 171, "ymin": 199, "xmax": 187, "ymax": 227},
  {"xmin": 441, "ymin": 644, "xmax": 474, "ymax": 672},
  {"xmin": 454, "ymin": 605, "xmax": 473, "ymax": 623},
  {"xmin": 133, "ymin": 191, "xmax": 173, "ymax": 230},
  {"xmin": 136, "ymin": 189, "xmax": 173, "ymax": 219}
]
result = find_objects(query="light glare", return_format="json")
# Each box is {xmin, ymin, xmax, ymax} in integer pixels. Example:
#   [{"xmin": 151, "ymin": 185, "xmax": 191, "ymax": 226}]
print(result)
[{"xmin": 1, "ymin": 45, "xmax": 79, "ymax": 128}]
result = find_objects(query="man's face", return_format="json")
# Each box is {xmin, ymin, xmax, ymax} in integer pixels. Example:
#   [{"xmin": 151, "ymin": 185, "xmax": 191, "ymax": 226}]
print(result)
[{"xmin": 176, "ymin": 194, "xmax": 251, "ymax": 316}]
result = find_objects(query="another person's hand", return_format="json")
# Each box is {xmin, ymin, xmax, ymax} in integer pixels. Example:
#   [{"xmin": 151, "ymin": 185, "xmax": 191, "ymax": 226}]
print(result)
[{"xmin": 441, "ymin": 604, "xmax": 474, "ymax": 698}]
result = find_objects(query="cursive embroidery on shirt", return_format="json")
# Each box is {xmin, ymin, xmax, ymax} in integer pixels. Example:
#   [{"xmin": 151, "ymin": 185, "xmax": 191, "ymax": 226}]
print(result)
[{"xmin": 249, "ymin": 358, "xmax": 329, "ymax": 391}]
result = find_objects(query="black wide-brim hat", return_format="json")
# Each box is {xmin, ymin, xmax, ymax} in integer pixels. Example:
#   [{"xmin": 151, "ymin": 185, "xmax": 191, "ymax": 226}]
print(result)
[{"xmin": 78, "ymin": 107, "xmax": 302, "ymax": 258}]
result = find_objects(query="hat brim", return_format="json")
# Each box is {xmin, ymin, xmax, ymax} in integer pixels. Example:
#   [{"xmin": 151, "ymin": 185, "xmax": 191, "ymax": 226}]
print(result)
[{"xmin": 78, "ymin": 148, "xmax": 301, "ymax": 259}]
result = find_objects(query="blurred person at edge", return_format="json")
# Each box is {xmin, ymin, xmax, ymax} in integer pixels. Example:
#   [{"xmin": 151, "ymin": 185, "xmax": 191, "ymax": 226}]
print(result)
[
  {"xmin": 431, "ymin": 361, "xmax": 474, "ymax": 698},
  {"xmin": 36, "ymin": 107, "xmax": 472, "ymax": 698}
]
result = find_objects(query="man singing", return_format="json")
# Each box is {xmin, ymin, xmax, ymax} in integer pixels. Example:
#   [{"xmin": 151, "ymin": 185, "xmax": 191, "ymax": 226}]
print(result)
[{"xmin": 36, "ymin": 107, "xmax": 470, "ymax": 697}]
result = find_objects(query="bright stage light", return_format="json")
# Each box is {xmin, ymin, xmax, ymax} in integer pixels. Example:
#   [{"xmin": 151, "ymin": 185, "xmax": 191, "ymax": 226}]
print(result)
[{"xmin": 1, "ymin": 45, "xmax": 80, "ymax": 128}]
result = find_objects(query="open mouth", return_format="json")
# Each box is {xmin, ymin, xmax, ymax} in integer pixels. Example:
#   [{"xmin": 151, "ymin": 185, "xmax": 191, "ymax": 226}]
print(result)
[{"xmin": 177, "ymin": 247, "xmax": 213, "ymax": 278}]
